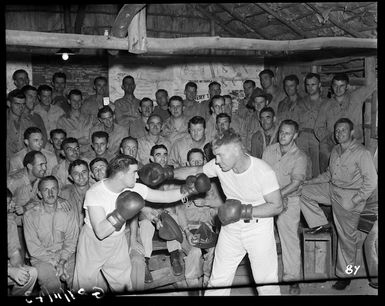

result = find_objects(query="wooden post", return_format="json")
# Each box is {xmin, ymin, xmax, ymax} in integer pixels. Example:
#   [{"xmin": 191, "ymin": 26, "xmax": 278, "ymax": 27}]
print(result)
[
  {"xmin": 364, "ymin": 57, "xmax": 377, "ymax": 149},
  {"xmin": 128, "ymin": 7, "xmax": 147, "ymax": 54}
]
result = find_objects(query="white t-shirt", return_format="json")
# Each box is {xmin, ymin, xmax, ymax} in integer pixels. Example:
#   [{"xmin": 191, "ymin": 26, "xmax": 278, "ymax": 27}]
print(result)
[
  {"xmin": 203, "ymin": 155, "xmax": 279, "ymax": 206},
  {"xmin": 83, "ymin": 180, "xmax": 149, "ymax": 236}
]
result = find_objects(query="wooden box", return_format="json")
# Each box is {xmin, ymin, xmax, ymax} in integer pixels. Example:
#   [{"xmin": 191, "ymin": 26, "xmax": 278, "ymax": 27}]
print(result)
[
  {"xmin": 303, "ymin": 230, "xmax": 333, "ymax": 281},
  {"xmin": 358, "ymin": 201, "xmax": 378, "ymax": 233}
]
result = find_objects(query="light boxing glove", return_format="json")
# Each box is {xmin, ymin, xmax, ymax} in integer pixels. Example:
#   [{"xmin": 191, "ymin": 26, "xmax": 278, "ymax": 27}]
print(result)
[
  {"xmin": 138, "ymin": 163, "xmax": 174, "ymax": 187},
  {"xmin": 218, "ymin": 199, "xmax": 253, "ymax": 226},
  {"xmin": 180, "ymin": 173, "xmax": 211, "ymax": 197},
  {"xmin": 107, "ymin": 191, "xmax": 145, "ymax": 231}
]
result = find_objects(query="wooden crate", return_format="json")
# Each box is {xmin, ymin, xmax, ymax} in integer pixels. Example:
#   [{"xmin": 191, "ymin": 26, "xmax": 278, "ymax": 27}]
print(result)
[{"xmin": 302, "ymin": 230, "xmax": 333, "ymax": 281}]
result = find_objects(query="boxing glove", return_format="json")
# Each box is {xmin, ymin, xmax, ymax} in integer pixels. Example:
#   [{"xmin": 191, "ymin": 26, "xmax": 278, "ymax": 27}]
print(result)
[
  {"xmin": 138, "ymin": 163, "xmax": 174, "ymax": 187},
  {"xmin": 180, "ymin": 173, "xmax": 211, "ymax": 196},
  {"xmin": 218, "ymin": 199, "xmax": 253, "ymax": 226},
  {"xmin": 107, "ymin": 191, "xmax": 145, "ymax": 231}
]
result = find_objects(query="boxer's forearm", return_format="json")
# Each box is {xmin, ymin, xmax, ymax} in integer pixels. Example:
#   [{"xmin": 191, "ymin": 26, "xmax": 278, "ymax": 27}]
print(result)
[{"xmin": 173, "ymin": 166, "xmax": 202, "ymax": 180}]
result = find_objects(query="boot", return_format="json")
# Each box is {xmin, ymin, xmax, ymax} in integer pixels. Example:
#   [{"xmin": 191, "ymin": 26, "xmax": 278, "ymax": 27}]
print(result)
[
  {"xmin": 144, "ymin": 257, "xmax": 153, "ymax": 283},
  {"xmin": 170, "ymin": 250, "xmax": 183, "ymax": 276}
]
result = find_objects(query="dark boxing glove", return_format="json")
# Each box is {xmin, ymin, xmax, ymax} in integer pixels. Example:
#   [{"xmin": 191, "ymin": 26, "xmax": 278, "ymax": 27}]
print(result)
[
  {"xmin": 218, "ymin": 199, "xmax": 253, "ymax": 226},
  {"xmin": 138, "ymin": 163, "xmax": 174, "ymax": 187},
  {"xmin": 107, "ymin": 191, "xmax": 145, "ymax": 231},
  {"xmin": 180, "ymin": 173, "xmax": 211, "ymax": 197}
]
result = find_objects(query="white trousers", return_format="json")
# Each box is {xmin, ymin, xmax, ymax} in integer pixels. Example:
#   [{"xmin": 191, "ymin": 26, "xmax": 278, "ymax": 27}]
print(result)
[
  {"xmin": 73, "ymin": 225, "xmax": 132, "ymax": 293},
  {"xmin": 205, "ymin": 218, "xmax": 280, "ymax": 296}
]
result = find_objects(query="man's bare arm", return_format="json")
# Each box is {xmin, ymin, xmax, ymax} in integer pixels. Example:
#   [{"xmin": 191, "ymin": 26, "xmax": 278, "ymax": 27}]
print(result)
[
  {"xmin": 173, "ymin": 166, "xmax": 202, "ymax": 180},
  {"xmin": 251, "ymin": 189, "xmax": 283, "ymax": 218}
]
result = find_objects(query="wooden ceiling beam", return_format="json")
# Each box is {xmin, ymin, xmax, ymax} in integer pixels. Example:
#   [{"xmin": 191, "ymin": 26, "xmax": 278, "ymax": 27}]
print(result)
[
  {"xmin": 6, "ymin": 30, "xmax": 377, "ymax": 53},
  {"xmin": 254, "ymin": 3, "xmax": 309, "ymax": 38},
  {"xmin": 305, "ymin": 3, "xmax": 365, "ymax": 38},
  {"xmin": 215, "ymin": 3, "xmax": 267, "ymax": 39},
  {"xmin": 191, "ymin": 4, "xmax": 242, "ymax": 37}
]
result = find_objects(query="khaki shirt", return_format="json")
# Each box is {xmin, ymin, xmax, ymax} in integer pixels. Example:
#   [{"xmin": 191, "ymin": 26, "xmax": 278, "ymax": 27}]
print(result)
[
  {"xmin": 169, "ymin": 136, "xmax": 207, "ymax": 168},
  {"xmin": 152, "ymin": 106, "xmax": 170, "ymax": 122},
  {"xmin": 205, "ymin": 115, "xmax": 217, "ymax": 143},
  {"xmin": 244, "ymin": 112, "xmax": 261, "ymax": 153},
  {"xmin": 161, "ymin": 116, "xmax": 189, "ymax": 145},
  {"xmin": 23, "ymin": 198, "xmax": 79, "ymax": 265},
  {"xmin": 114, "ymin": 95, "xmax": 141, "ymax": 127},
  {"xmin": 250, "ymin": 125, "xmax": 279, "ymax": 159},
  {"xmin": 296, "ymin": 95, "xmax": 325, "ymax": 131},
  {"xmin": 52, "ymin": 95, "xmax": 71, "ymax": 114},
  {"xmin": 22, "ymin": 110, "xmax": 48, "ymax": 148},
  {"xmin": 89, "ymin": 122, "xmax": 129, "ymax": 155},
  {"xmin": 57, "ymin": 113, "xmax": 94, "ymax": 153},
  {"xmin": 129, "ymin": 117, "xmax": 148, "ymax": 139},
  {"xmin": 8, "ymin": 214, "xmax": 21, "ymax": 258},
  {"xmin": 7, "ymin": 168, "xmax": 39, "ymax": 208},
  {"xmin": 318, "ymin": 140, "xmax": 377, "ymax": 201},
  {"xmin": 82, "ymin": 149, "xmax": 115, "ymax": 163},
  {"xmin": 183, "ymin": 100, "xmax": 207, "ymax": 121},
  {"xmin": 266, "ymin": 87, "xmax": 286, "ymax": 114},
  {"xmin": 60, "ymin": 184, "xmax": 90, "ymax": 228},
  {"xmin": 262, "ymin": 143, "xmax": 307, "ymax": 197},
  {"xmin": 277, "ymin": 95, "xmax": 302, "ymax": 123},
  {"xmin": 81, "ymin": 95, "xmax": 110, "ymax": 119},
  {"xmin": 314, "ymin": 87, "xmax": 374, "ymax": 144},
  {"xmin": 137, "ymin": 134, "xmax": 171, "ymax": 165},
  {"xmin": 34, "ymin": 104, "xmax": 65, "ymax": 137},
  {"xmin": 6, "ymin": 110, "xmax": 35, "ymax": 157}
]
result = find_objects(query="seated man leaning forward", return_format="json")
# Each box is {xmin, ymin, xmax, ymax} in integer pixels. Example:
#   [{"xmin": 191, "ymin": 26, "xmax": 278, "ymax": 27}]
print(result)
[{"xmin": 73, "ymin": 154, "xmax": 211, "ymax": 293}]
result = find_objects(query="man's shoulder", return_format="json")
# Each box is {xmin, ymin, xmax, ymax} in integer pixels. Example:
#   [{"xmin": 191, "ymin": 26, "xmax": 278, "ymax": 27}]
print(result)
[
  {"xmin": 24, "ymin": 200, "xmax": 42, "ymax": 216},
  {"xmin": 13, "ymin": 148, "xmax": 27, "ymax": 159},
  {"xmin": 8, "ymin": 168, "xmax": 27, "ymax": 182},
  {"xmin": 250, "ymin": 155, "xmax": 275, "ymax": 172},
  {"xmin": 41, "ymin": 148, "xmax": 56, "ymax": 158}
]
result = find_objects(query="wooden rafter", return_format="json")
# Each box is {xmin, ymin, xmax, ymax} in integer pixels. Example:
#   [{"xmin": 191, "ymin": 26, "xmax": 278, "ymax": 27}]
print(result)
[
  {"xmin": 305, "ymin": 3, "xmax": 365, "ymax": 38},
  {"xmin": 191, "ymin": 4, "xmax": 242, "ymax": 37},
  {"xmin": 6, "ymin": 30, "xmax": 377, "ymax": 53},
  {"xmin": 215, "ymin": 3, "xmax": 267, "ymax": 39},
  {"xmin": 254, "ymin": 3, "xmax": 309, "ymax": 38}
]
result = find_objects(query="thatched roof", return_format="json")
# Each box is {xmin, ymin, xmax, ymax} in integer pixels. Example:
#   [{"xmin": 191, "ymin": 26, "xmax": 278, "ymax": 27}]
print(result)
[{"xmin": 5, "ymin": 3, "xmax": 377, "ymax": 59}]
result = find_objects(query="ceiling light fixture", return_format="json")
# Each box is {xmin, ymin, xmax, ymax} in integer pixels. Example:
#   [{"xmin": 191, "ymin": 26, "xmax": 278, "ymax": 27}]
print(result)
[{"xmin": 56, "ymin": 48, "xmax": 75, "ymax": 61}]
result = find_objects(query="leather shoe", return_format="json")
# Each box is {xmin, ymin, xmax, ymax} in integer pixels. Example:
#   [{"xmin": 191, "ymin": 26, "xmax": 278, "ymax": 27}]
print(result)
[
  {"xmin": 289, "ymin": 283, "xmax": 300, "ymax": 295},
  {"xmin": 144, "ymin": 257, "xmax": 153, "ymax": 283},
  {"xmin": 306, "ymin": 224, "xmax": 331, "ymax": 234},
  {"xmin": 332, "ymin": 279, "xmax": 351, "ymax": 290},
  {"xmin": 170, "ymin": 250, "xmax": 183, "ymax": 276}
]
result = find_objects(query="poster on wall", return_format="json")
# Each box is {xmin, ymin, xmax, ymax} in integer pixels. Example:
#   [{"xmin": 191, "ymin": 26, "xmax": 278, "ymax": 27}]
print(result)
[
  {"xmin": 108, "ymin": 56, "xmax": 263, "ymax": 106},
  {"xmin": 6, "ymin": 53, "xmax": 32, "ymax": 94}
]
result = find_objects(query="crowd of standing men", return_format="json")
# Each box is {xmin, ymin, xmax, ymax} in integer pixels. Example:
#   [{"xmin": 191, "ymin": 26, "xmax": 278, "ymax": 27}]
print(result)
[{"xmin": 7, "ymin": 67, "xmax": 377, "ymax": 297}]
